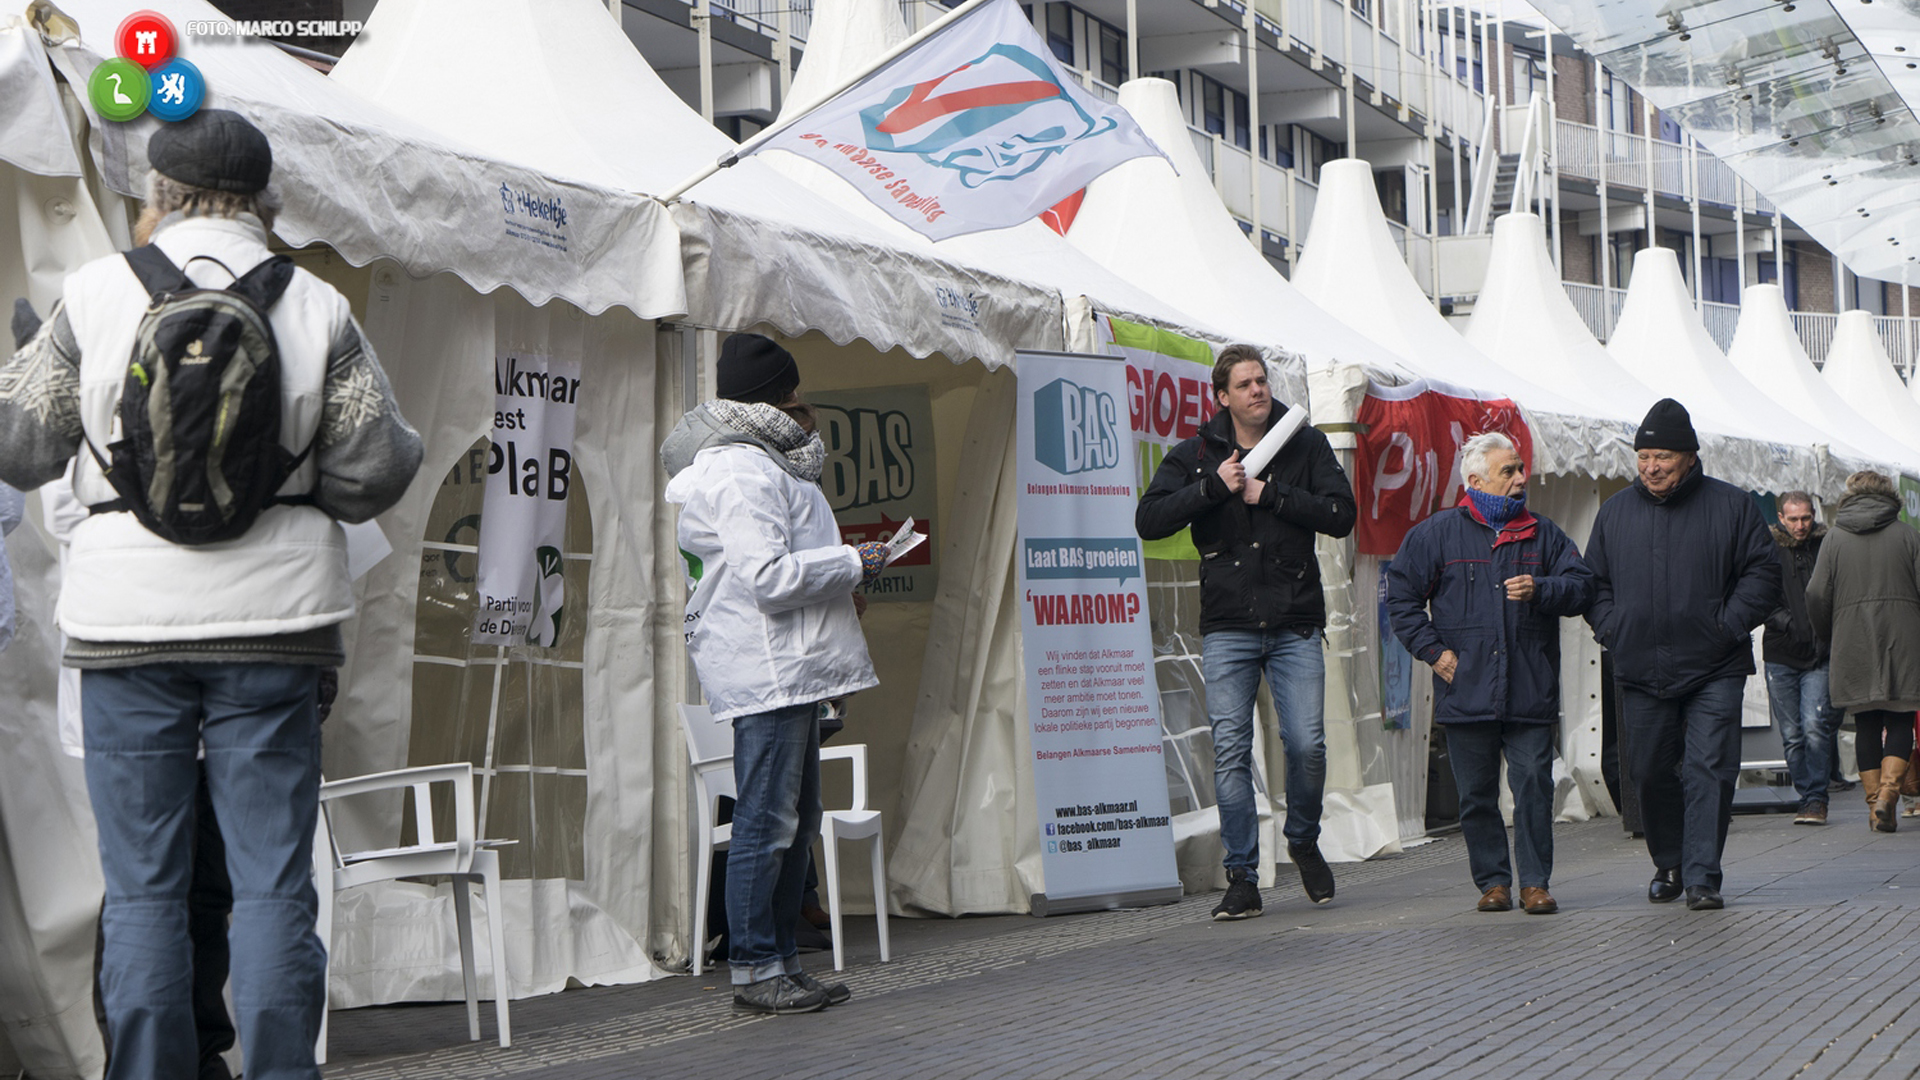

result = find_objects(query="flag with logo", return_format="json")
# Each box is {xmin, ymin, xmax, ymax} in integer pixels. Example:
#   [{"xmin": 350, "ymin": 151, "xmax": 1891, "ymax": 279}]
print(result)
[{"xmin": 744, "ymin": 0, "xmax": 1168, "ymax": 240}]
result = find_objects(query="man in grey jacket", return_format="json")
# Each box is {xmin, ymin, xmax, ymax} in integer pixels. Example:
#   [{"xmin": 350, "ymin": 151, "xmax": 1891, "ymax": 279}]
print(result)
[{"xmin": 0, "ymin": 112, "xmax": 421, "ymax": 1080}]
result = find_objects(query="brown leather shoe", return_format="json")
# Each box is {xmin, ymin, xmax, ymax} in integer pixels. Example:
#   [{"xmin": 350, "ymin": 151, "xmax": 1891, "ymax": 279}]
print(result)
[
  {"xmin": 1476, "ymin": 885, "xmax": 1512, "ymax": 912},
  {"xmin": 1520, "ymin": 886, "xmax": 1558, "ymax": 915}
]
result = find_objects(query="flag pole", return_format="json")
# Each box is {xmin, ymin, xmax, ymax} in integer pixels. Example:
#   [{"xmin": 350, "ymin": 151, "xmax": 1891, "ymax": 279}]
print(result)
[{"xmin": 656, "ymin": 0, "xmax": 1002, "ymax": 203}]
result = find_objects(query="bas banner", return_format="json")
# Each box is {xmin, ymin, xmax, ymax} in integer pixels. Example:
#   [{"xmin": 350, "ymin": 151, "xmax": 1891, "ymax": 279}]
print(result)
[
  {"xmin": 1015, "ymin": 349, "xmax": 1181, "ymax": 915},
  {"xmin": 810, "ymin": 385, "xmax": 938, "ymax": 603},
  {"xmin": 1354, "ymin": 379, "xmax": 1531, "ymax": 557},
  {"xmin": 473, "ymin": 352, "xmax": 580, "ymax": 646}
]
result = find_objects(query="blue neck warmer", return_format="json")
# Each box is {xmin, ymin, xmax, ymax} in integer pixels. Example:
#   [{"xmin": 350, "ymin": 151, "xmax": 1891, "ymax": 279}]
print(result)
[{"xmin": 1467, "ymin": 487, "xmax": 1526, "ymax": 527}]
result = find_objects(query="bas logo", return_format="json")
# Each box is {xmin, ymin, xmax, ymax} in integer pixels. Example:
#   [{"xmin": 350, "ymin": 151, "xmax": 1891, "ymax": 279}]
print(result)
[
  {"xmin": 859, "ymin": 44, "xmax": 1117, "ymax": 189},
  {"xmin": 1033, "ymin": 377, "xmax": 1119, "ymax": 476}
]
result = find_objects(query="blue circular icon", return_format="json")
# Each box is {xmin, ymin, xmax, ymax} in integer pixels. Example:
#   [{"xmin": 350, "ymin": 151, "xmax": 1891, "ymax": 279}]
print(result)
[{"xmin": 146, "ymin": 58, "xmax": 205, "ymax": 122}]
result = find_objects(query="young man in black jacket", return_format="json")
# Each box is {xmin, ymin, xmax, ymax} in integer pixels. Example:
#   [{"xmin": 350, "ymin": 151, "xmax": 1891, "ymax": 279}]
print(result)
[
  {"xmin": 1136, "ymin": 345, "xmax": 1356, "ymax": 920},
  {"xmin": 1584, "ymin": 399, "xmax": 1782, "ymax": 911},
  {"xmin": 1762, "ymin": 492, "xmax": 1837, "ymax": 825}
]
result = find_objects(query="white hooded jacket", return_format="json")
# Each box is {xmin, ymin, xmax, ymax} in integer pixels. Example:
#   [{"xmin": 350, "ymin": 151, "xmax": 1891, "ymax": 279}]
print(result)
[{"xmin": 663, "ymin": 417, "xmax": 877, "ymax": 723}]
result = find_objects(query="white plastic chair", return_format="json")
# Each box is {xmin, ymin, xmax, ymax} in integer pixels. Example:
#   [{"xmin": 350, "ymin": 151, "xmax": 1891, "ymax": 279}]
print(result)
[
  {"xmin": 678, "ymin": 704, "xmax": 891, "ymax": 975},
  {"xmin": 312, "ymin": 763, "xmax": 513, "ymax": 1063}
]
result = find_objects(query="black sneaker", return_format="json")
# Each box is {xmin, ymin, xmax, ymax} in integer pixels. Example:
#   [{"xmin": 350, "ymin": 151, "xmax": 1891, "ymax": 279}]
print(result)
[
  {"xmin": 732, "ymin": 974, "xmax": 829, "ymax": 1014},
  {"xmin": 1211, "ymin": 868, "xmax": 1263, "ymax": 920},
  {"xmin": 1289, "ymin": 841, "xmax": 1335, "ymax": 904},
  {"xmin": 792, "ymin": 970, "xmax": 852, "ymax": 1005}
]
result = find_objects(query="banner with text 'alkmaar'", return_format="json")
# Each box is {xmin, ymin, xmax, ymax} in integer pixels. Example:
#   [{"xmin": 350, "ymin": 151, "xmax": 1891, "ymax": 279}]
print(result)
[
  {"xmin": 473, "ymin": 353, "xmax": 581, "ymax": 646},
  {"xmin": 746, "ymin": 0, "xmax": 1168, "ymax": 240},
  {"xmin": 1016, "ymin": 350, "xmax": 1180, "ymax": 913}
]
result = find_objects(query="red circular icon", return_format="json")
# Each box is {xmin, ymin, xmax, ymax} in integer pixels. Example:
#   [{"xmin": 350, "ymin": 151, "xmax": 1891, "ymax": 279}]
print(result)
[{"xmin": 115, "ymin": 11, "xmax": 176, "ymax": 70}]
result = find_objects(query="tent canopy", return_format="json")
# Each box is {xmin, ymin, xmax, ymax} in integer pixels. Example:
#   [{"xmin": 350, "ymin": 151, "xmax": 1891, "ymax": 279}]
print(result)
[
  {"xmin": 16, "ymin": 0, "xmax": 688, "ymax": 319},
  {"xmin": 1824, "ymin": 311, "xmax": 1920, "ymax": 454}
]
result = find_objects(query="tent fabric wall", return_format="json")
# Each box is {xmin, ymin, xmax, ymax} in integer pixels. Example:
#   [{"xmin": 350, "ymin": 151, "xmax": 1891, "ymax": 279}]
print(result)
[{"xmin": 319, "ymin": 269, "xmax": 673, "ymax": 1004}]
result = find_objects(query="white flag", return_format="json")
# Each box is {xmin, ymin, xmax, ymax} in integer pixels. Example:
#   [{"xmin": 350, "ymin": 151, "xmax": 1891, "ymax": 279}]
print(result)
[{"xmin": 745, "ymin": 0, "xmax": 1168, "ymax": 240}]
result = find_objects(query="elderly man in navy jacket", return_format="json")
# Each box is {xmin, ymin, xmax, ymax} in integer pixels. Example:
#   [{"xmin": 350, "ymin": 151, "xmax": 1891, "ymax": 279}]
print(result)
[
  {"xmin": 1387, "ymin": 432, "xmax": 1593, "ymax": 915},
  {"xmin": 1585, "ymin": 399, "xmax": 1782, "ymax": 911}
]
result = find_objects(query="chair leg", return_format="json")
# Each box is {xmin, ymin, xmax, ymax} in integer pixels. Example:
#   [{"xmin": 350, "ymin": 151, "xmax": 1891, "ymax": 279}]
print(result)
[
  {"xmin": 313, "ymin": 869, "xmax": 333, "ymax": 1065},
  {"xmin": 479, "ymin": 857, "xmax": 512, "ymax": 1049},
  {"xmin": 869, "ymin": 830, "xmax": 890, "ymax": 963},
  {"xmin": 452, "ymin": 878, "xmax": 481, "ymax": 1043},
  {"xmin": 693, "ymin": 837, "xmax": 712, "ymax": 977},
  {"xmin": 821, "ymin": 822, "xmax": 846, "ymax": 972}
]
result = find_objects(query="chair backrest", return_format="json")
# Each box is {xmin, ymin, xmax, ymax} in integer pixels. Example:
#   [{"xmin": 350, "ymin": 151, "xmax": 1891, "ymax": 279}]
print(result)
[
  {"xmin": 678, "ymin": 703, "xmax": 733, "ymax": 769},
  {"xmin": 318, "ymin": 762, "xmax": 479, "ymax": 876}
]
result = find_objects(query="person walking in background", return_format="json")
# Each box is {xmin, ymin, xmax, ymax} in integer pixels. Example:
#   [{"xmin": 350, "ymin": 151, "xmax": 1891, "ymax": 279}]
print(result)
[
  {"xmin": 1806, "ymin": 470, "xmax": 1920, "ymax": 833},
  {"xmin": 1136, "ymin": 344, "xmax": 1356, "ymax": 920},
  {"xmin": 1762, "ymin": 492, "xmax": 1840, "ymax": 826},
  {"xmin": 1584, "ymin": 399, "xmax": 1781, "ymax": 912},
  {"xmin": 661, "ymin": 333, "xmax": 889, "ymax": 1015},
  {"xmin": 1387, "ymin": 432, "xmax": 1593, "ymax": 916}
]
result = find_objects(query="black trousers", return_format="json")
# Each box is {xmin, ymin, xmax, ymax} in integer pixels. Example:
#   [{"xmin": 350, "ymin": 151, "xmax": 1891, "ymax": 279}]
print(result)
[
  {"xmin": 1618, "ymin": 677, "xmax": 1745, "ymax": 891},
  {"xmin": 1854, "ymin": 709, "xmax": 1917, "ymax": 770}
]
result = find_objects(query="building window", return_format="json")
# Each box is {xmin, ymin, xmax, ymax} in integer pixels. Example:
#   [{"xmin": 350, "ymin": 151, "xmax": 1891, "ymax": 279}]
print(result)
[
  {"xmin": 1756, "ymin": 248, "xmax": 1799, "ymax": 310},
  {"xmin": 1099, "ymin": 22, "xmax": 1124, "ymax": 85},
  {"xmin": 1512, "ymin": 49, "xmax": 1546, "ymax": 105},
  {"xmin": 1350, "ymin": 0, "xmax": 1369, "ymax": 22},
  {"xmin": 1046, "ymin": 3, "xmax": 1074, "ymax": 65},
  {"xmin": 1300, "ymin": 128, "xmax": 1343, "ymax": 183},
  {"xmin": 1375, "ymin": 169, "xmax": 1408, "ymax": 225},
  {"xmin": 1198, "ymin": 74, "xmax": 1250, "ymax": 151}
]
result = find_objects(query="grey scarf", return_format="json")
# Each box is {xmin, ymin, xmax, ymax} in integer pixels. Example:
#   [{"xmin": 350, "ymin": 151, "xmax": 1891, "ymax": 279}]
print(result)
[{"xmin": 660, "ymin": 399, "xmax": 825, "ymax": 483}]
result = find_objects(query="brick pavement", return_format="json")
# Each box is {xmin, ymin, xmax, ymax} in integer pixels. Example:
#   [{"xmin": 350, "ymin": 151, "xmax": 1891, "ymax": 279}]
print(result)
[{"xmin": 324, "ymin": 800, "xmax": 1920, "ymax": 1080}]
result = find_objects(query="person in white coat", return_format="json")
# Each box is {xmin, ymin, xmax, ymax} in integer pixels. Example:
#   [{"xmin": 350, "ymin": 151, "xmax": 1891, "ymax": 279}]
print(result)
[{"xmin": 662, "ymin": 334, "xmax": 886, "ymax": 1015}]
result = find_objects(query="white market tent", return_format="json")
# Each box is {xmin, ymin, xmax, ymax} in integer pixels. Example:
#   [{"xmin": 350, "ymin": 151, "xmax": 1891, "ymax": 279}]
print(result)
[
  {"xmin": 333, "ymin": 0, "xmax": 1257, "ymax": 926},
  {"xmin": 755, "ymin": 0, "xmax": 1352, "ymax": 910},
  {"xmin": 1605, "ymin": 247, "xmax": 1861, "ymax": 498},
  {"xmin": 1824, "ymin": 311, "xmax": 1920, "ymax": 452},
  {"xmin": 1727, "ymin": 286, "xmax": 1920, "ymax": 472}
]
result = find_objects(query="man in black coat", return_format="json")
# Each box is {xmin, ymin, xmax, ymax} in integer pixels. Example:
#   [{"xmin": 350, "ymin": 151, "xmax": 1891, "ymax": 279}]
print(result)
[
  {"xmin": 1136, "ymin": 345, "xmax": 1356, "ymax": 921},
  {"xmin": 1762, "ymin": 492, "xmax": 1837, "ymax": 826},
  {"xmin": 1584, "ymin": 399, "xmax": 1782, "ymax": 911}
]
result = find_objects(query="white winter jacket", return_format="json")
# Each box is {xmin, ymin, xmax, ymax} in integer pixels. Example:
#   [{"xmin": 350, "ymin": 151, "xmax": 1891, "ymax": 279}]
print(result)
[
  {"xmin": 665, "ymin": 441, "xmax": 877, "ymax": 722},
  {"xmin": 60, "ymin": 216, "xmax": 348, "ymax": 640}
]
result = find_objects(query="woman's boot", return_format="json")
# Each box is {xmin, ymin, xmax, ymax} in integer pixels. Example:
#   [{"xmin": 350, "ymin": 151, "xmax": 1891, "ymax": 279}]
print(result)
[
  {"xmin": 1861, "ymin": 768, "xmax": 1882, "ymax": 830},
  {"xmin": 1873, "ymin": 757, "xmax": 1906, "ymax": 833}
]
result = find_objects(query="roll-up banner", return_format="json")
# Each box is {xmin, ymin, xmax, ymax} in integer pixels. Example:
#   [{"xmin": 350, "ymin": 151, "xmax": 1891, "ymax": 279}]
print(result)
[
  {"xmin": 1015, "ymin": 349, "xmax": 1181, "ymax": 915},
  {"xmin": 472, "ymin": 351, "xmax": 581, "ymax": 646}
]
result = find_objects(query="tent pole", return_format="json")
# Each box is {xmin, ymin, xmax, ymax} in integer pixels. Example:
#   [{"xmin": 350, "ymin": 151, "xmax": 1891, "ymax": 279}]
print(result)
[{"xmin": 659, "ymin": 0, "xmax": 1001, "ymax": 201}]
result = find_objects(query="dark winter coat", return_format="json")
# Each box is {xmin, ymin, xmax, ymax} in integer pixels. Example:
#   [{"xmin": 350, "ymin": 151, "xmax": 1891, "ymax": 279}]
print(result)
[
  {"xmin": 1762, "ymin": 523, "xmax": 1828, "ymax": 670},
  {"xmin": 1583, "ymin": 461, "xmax": 1782, "ymax": 698},
  {"xmin": 1806, "ymin": 492, "xmax": 1920, "ymax": 713},
  {"xmin": 1386, "ymin": 500, "xmax": 1594, "ymax": 724},
  {"xmin": 1135, "ymin": 405, "xmax": 1356, "ymax": 635}
]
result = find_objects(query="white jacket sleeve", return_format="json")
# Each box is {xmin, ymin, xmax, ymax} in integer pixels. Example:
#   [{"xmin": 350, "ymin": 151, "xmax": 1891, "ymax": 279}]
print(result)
[{"xmin": 698, "ymin": 460, "xmax": 861, "ymax": 615}]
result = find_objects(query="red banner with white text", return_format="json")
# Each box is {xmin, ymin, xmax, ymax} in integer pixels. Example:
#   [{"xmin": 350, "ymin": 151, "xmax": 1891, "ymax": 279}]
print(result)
[{"xmin": 1354, "ymin": 381, "xmax": 1531, "ymax": 556}]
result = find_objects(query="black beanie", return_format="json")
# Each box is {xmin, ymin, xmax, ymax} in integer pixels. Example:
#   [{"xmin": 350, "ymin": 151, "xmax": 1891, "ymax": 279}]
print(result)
[
  {"xmin": 1635, "ymin": 398, "xmax": 1699, "ymax": 452},
  {"xmin": 148, "ymin": 109, "xmax": 273, "ymax": 194},
  {"xmin": 717, "ymin": 333, "xmax": 800, "ymax": 404}
]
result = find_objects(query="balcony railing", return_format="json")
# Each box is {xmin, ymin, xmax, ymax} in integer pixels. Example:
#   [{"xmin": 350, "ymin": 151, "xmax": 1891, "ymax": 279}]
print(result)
[
  {"xmin": 1562, "ymin": 282, "xmax": 1919, "ymax": 375},
  {"xmin": 1551, "ymin": 117, "xmax": 1775, "ymax": 216}
]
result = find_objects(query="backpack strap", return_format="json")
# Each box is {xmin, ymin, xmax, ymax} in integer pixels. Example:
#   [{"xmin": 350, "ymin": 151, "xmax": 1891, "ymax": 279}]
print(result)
[
  {"xmin": 229, "ymin": 255, "xmax": 295, "ymax": 311},
  {"xmin": 123, "ymin": 245, "xmax": 192, "ymax": 298}
]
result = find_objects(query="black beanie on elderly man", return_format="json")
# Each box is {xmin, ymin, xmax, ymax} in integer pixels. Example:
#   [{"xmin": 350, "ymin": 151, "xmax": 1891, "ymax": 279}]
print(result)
[
  {"xmin": 147, "ymin": 109, "xmax": 273, "ymax": 194},
  {"xmin": 717, "ymin": 333, "xmax": 800, "ymax": 405},
  {"xmin": 1635, "ymin": 398, "xmax": 1699, "ymax": 452}
]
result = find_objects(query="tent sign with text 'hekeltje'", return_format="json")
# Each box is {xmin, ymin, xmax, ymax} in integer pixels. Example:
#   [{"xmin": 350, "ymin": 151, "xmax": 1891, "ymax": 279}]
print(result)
[{"xmin": 741, "ymin": 0, "xmax": 1168, "ymax": 240}]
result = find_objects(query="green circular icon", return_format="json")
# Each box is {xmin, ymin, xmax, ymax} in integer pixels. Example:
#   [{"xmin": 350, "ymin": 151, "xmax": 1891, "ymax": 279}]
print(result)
[{"xmin": 89, "ymin": 58, "xmax": 151, "ymax": 122}]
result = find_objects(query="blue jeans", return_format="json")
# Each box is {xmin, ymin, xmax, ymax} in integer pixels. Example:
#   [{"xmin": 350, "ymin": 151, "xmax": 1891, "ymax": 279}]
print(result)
[
  {"xmin": 1445, "ymin": 721, "xmax": 1556, "ymax": 891},
  {"xmin": 1764, "ymin": 662, "xmax": 1836, "ymax": 807},
  {"xmin": 725, "ymin": 703, "xmax": 822, "ymax": 986},
  {"xmin": 1618, "ymin": 677, "xmax": 1745, "ymax": 891},
  {"xmin": 82, "ymin": 663, "xmax": 325, "ymax": 1080},
  {"xmin": 1201, "ymin": 629, "xmax": 1327, "ymax": 873}
]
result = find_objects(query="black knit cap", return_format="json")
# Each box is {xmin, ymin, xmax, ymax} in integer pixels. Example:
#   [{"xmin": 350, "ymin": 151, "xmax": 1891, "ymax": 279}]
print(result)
[
  {"xmin": 147, "ymin": 109, "xmax": 273, "ymax": 194},
  {"xmin": 717, "ymin": 333, "xmax": 800, "ymax": 405},
  {"xmin": 1635, "ymin": 397, "xmax": 1699, "ymax": 452}
]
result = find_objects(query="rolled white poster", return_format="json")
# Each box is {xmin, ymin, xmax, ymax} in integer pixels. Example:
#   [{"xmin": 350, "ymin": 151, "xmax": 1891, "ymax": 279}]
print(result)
[{"xmin": 1240, "ymin": 404, "xmax": 1308, "ymax": 476}]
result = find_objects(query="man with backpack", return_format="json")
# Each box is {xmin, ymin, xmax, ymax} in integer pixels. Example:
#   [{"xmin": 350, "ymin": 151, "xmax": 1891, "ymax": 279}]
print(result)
[{"xmin": 0, "ymin": 111, "xmax": 421, "ymax": 1080}]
